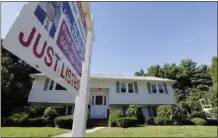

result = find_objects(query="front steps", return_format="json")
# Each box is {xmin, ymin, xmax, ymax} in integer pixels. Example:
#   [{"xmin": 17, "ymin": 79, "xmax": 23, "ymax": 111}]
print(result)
[{"xmin": 87, "ymin": 118, "xmax": 108, "ymax": 127}]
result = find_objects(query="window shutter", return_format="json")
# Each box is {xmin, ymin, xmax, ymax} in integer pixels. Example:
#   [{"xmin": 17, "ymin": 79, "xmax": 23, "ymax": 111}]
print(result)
[
  {"xmin": 147, "ymin": 83, "xmax": 151, "ymax": 94},
  {"xmin": 43, "ymin": 79, "xmax": 49, "ymax": 90},
  {"xmin": 116, "ymin": 82, "xmax": 120, "ymax": 93},
  {"xmin": 134, "ymin": 82, "xmax": 138, "ymax": 93},
  {"xmin": 163, "ymin": 83, "xmax": 168, "ymax": 94}
]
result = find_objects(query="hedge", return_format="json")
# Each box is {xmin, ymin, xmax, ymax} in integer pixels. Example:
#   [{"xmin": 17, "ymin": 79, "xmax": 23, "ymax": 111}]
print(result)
[
  {"xmin": 29, "ymin": 105, "xmax": 47, "ymax": 117},
  {"xmin": 54, "ymin": 115, "xmax": 73, "ymax": 129},
  {"xmin": 50, "ymin": 106, "xmax": 65, "ymax": 116},
  {"xmin": 24, "ymin": 117, "xmax": 45, "ymax": 127},
  {"xmin": 191, "ymin": 118, "xmax": 207, "ymax": 126},
  {"xmin": 7, "ymin": 112, "xmax": 29, "ymax": 126},
  {"xmin": 117, "ymin": 117, "xmax": 137, "ymax": 128},
  {"xmin": 125, "ymin": 105, "xmax": 145, "ymax": 124}
]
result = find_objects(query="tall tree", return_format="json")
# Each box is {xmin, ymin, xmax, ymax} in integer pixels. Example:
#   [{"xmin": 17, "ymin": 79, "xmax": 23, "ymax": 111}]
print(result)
[
  {"xmin": 1, "ymin": 44, "xmax": 38, "ymax": 117},
  {"xmin": 210, "ymin": 56, "xmax": 218, "ymax": 92},
  {"xmin": 191, "ymin": 64, "xmax": 212, "ymax": 91},
  {"xmin": 135, "ymin": 69, "xmax": 146, "ymax": 76}
]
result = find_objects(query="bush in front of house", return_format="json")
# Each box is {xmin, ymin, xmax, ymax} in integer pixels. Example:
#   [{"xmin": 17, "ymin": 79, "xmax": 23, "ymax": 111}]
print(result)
[
  {"xmin": 154, "ymin": 105, "xmax": 173, "ymax": 125},
  {"xmin": 7, "ymin": 112, "xmax": 29, "ymax": 126},
  {"xmin": 10, "ymin": 106, "xmax": 31, "ymax": 115},
  {"xmin": 191, "ymin": 118, "xmax": 207, "ymax": 126},
  {"xmin": 50, "ymin": 106, "xmax": 65, "ymax": 116},
  {"xmin": 23, "ymin": 117, "xmax": 45, "ymax": 127},
  {"xmin": 54, "ymin": 115, "xmax": 73, "ymax": 129},
  {"xmin": 190, "ymin": 111, "xmax": 206, "ymax": 119},
  {"xmin": 116, "ymin": 117, "xmax": 138, "ymax": 128},
  {"xmin": 125, "ymin": 105, "xmax": 145, "ymax": 124},
  {"xmin": 43, "ymin": 107, "xmax": 58, "ymax": 126},
  {"xmin": 145, "ymin": 118, "xmax": 155, "ymax": 125},
  {"xmin": 109, "ymin": 109, "xmax": 122, "ymax": 127},
  {"xmin": 29, "ymin": 105, "xmax": 47, "ymax": 117}
]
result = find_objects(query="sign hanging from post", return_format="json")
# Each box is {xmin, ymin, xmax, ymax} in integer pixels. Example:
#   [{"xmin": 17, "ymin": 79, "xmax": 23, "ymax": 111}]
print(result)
[{"xmin": 3, "ymin": 2, "xmax": 93, "ymax": 93}]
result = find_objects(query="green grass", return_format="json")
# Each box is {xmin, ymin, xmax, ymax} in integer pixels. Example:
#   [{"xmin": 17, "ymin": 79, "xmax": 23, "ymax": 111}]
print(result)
[
  {"xmin": 86, "ymin": 126, "xmax": 217, "ymax": 137},
  {"xmin": 1, "ymin": 127, "xmax": 70, "ymax": 137}
]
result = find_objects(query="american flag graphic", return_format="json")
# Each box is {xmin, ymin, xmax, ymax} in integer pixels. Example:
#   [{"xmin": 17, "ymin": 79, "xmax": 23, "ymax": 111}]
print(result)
[{"xmin": 34, "ymin": 2, "xmax": 61, "ymax": 39}]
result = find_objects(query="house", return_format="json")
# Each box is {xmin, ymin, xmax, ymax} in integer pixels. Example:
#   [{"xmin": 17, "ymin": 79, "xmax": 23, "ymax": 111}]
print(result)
[{"xmin": 28, "ymin": 73, "xmax": 177, "ymax": 119}]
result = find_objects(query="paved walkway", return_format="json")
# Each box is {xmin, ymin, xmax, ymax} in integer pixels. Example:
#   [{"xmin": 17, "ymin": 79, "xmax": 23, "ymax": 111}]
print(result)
[{"xmin": 52, "ymin": 127, "xmax": 105, "ymax": 137}]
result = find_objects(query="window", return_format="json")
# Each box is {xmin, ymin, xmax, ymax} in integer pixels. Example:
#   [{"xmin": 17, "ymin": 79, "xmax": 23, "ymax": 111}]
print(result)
[
  {"xmin": 151, "ymin": 84, "xmax": 157, "ymax": 93},
  {"xmin": 47, "ymin": 80, "xmax": 66, "ymax": 91},
  {"xmin": 95, "ymin": 96, "xmax": 103, "ymax": 105},
  {"xmin": 49, "ymin": 80, "xmax": 54, "ymax": 90},
  {"xmin": 128, "ymin": 83, "xmax": 134, "ymax": 93},
  {"xmin": 104, "ymin": 96, "xmax": 106, "ymax": 105},
  {"xmin": 55, "ymin": 83, "xmax": 67, "ymax": 90},
  {"xmin": 92, "ymin": 96, "xmax": 94, "ymax": 105},
  {"xmin": 158, "ymin": 84, "xmax": 164, "ymax": 93},
  {"xmin": 120, "ymin": 83, "xmax": 126, "ymax": 93}
]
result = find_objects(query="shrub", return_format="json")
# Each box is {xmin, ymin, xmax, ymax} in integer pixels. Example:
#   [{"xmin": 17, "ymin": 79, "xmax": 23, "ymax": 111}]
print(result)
[
  {"xmin": 7, "ymin": 112, "xmax": 29, "ymax": 126},
  {"xmin": 29, "ymin": 105, "xmax": 47, "ymax": 117},
  {"xmin": 24, "ymin": 117, "xmax": 45, "ymax": 127},
  {"xmin": 171, "ymin": 105, "xmax": 188, "ymax": 125},
  {"xmin": 43, "ymin": 107, "xmax": 58, "ymax": 126},
  {"xmin": 50, "ymin": 106, "xmax": 65, "ymax": 116},
  {"xmin": 11, "ymin": 106, "xmax": 31, "ymax": 115},
  {"xmin": 109, "ymin": 109, "xmax": 122, "ymax": 127},
  {"xmin": 125, "ymin": 105, "xmax": 145, "ymax": 124},
  {"xmin": 191, "ymin": 118, "xmax": 207, "ymax": 126},
  {"xmin": 117, "ymin": 117, "xmax": 137, "ymax": 128},
  {"xmin": 145, "ymin": 118, "xmax": 155, "ymax": 125},
  {"xmin": 190, "ymin": 111, "xmax": 206, "ymax": 119},
  {"xmin": 1, "ymin": 118, "xmax": 7, "ymax": 126},
  {"xmin": 181, "ymin": 119, "xmax": 193, "ymax": 125},
  {"xmin": 154, "ymin": 105, "xmax": 173, "ymax": 125},
  {"xmin": 54, "ymin": 115, "xmax": 73, "ymax": 129}
]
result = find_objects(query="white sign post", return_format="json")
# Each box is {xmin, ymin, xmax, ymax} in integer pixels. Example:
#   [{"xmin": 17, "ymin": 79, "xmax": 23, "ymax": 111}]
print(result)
[{"xmin": 2, "ymin": 2, "xmax": 94, "ymax": 137}]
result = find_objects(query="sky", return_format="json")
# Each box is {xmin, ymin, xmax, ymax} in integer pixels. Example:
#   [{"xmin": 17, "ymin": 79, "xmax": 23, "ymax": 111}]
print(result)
[{"xmin": 1, "ymin": 2, "xmax": 217, "ymax": 76}]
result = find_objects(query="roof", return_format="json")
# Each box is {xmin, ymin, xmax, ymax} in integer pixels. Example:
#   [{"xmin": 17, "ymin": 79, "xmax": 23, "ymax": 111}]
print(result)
[{"xmin": 30, "ymin": 73, "xmax": 176, "ymax": 83}]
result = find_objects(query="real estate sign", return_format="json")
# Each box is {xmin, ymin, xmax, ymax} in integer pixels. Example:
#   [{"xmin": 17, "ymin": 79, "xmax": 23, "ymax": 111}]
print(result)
[{"xmin": 3, "ymin": 2, "xmax": 90, "ymax": 92}]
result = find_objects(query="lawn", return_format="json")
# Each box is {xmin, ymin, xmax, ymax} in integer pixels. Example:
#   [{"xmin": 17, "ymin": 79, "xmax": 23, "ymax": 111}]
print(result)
[
  {"xmin": 1, "ymin": 127, "xmax": 70, "ymax": 137},
  {"xmin": 86, "ymin": 126, "xmax": 217, "ymax": 137}
]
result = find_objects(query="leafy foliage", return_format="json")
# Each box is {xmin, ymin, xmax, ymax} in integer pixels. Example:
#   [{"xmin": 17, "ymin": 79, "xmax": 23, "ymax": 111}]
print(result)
[
  {"xmin": 1, "ymin": 46, "xmax": 38, "ymax": 117},
  {"xmin": 191, "ymin": 118, "xmax": 207, "ymax": 126},
  {"xmin": 54, "ymin": 115, "xmax": 73, "ymax": 129},
  {"xmin": 116, "ymin": 117, "xmax": 137, "ymax": 128},
  {"xmin": 154, "ymin": 105, "xmax": 173, "ymax": 125},
  {"xmin": 23, "ymin": 117, "xmax": 45, "ymax": 127},
  {"xmin": 42, "ymin": 107, "xmax": 58, "ymax": 126},
  {"xmin": 109, "ymin": 109, "xmax": 122, "ymax": 127},
  {"xmin": 7, "ymin": 112, "xmax": 29, "ymax": 126},
  {"xmin": 125, "ymin": 105, "xmax": 145, "ymax": 124}
]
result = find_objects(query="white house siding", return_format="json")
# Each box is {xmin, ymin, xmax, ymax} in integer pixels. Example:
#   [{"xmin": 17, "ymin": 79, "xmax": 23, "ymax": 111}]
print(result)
[
  {"xmin": 28, "ymin": 77, "xmax": 78, "ymax": 104},
  {"xmin": 109, "ymin": 80, "xmax": 176, "ymax": 105}
]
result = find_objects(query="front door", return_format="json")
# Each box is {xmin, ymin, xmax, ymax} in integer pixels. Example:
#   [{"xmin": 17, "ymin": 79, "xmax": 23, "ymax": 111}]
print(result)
[{"xmin": 90, "ymin": 95, "xmax": 107, "ymax": 119}]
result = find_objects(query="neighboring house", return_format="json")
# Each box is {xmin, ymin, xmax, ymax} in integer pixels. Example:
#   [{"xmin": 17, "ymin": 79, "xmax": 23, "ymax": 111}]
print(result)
[{"xmin": 28, "ymin": 73, "xmax": 177, "ymax": 119}]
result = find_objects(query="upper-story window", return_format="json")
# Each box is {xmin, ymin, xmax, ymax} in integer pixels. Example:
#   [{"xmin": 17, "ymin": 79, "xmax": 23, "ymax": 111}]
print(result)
[
  {"xmin": 120, "ymin": 82, "xmax": 135, "ymax": 93},
  {"xmin": 158, "ymin": 84, "xmax": 164, "ymax": 93},
  {"xmin": 120, "ymin": 83, "xmax": 126, "ymax": 93},
  {"xmin": 151, "ymin": 84, "xmax": 157, "ymax": 93},
  {"xmin": 128, "ymin": 83, "xmax": 134, "ymax": 93},
  {"xmin": 48, "ymin": 80, "xmax": 67, "ymax": 91}
]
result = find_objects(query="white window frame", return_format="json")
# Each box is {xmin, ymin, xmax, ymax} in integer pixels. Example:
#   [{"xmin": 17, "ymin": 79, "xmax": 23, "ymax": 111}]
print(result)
[
  {"xmin": 120, "ymin": 82, "xmax": 135, "ymax": 93},
  {"xmin": 157, "ymin": 84, "xmax": 165, "ymax": 94},
  {"xmin": 47, "ymin": 80, "xmax": 66, "ymax": 91},
  {"xmin": 127, "ymin": 83, "xmax": 135, "ymax": 93},
  {"xmin": 151, "ymin": 84, "xmax": 158, "ymax": 94},
  {"xmin": 120, "ymin": 82, "xmax": 127, "ymax": 93}
]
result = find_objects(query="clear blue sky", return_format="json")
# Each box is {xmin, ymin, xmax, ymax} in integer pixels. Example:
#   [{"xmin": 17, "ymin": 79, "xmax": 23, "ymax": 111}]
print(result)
[{"xmin": 1, "ymin": 2, "xmax": 217, "ymax": 76}]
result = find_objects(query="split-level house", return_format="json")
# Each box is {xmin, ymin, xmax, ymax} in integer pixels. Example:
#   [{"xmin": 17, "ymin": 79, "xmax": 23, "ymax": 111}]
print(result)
[{"xmin": 28, "ymin": 73, "xmax": 177, "ymax": 119}]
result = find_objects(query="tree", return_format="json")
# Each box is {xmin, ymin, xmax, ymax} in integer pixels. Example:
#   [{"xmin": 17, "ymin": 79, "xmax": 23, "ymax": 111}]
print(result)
[
  {"xmin": 1, "ymin": 45, "xmax": 38, "ymax": 117},
  {"xmin": 191, "ymin": 64, "xmax": 212, "ymax": 91},
  {"xmin": 210, "ymin": 56, "xmax": 218, "ymax": 92},
  {"xmin": 135, "ymin": 69, "xmax": 146, "ymax": 76}
]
